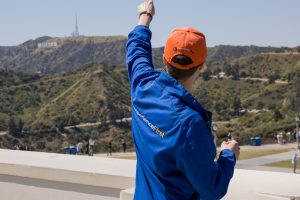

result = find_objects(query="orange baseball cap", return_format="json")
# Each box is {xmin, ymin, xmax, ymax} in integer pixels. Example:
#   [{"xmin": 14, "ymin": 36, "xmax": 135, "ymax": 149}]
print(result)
[{"xmin": 164, "ymin": 27, "xmax": 207, "ymax": 70}]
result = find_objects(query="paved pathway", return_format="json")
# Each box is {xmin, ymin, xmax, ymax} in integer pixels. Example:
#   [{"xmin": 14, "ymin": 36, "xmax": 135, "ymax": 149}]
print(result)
[
  {"xmin": 95, "ymin": 143, "xmax": 300, "ymax": 173},
  {"xmin": 0, "ymin": 131, "xmax": 7, "ymax": 136},
  {"xmin": 236, "ymin": 150, "xmax": 299, "ymax": 171},
  {"xmin": 0, "ymin": 174, "xmax": 119, "ymax": 200},
  {"xmin": 235, "ymin": 143, "xmax": 299, "ymax": 173},
  {"xmin": 95, "ymin": 152, "xmax": 136, "ymax": 159},
  {"xmin": 234, "ymin": 143, "xmax": 296, "ymax": 150}
]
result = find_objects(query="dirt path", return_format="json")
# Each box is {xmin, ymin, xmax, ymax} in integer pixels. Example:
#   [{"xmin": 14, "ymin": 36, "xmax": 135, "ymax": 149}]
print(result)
[{"xmin": 0, "ymin": 131, "xmax": 7, "ymax": 136}]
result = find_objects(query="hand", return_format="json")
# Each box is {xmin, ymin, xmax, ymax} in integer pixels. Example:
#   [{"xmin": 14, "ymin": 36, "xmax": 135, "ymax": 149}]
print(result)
[
  {"xmin": 221, "ymin": 140, "xmax": 240, "ymax": 160},
  {"xmin": 137, "ymin": 0, "xmax": 155, "ymax": 18}
]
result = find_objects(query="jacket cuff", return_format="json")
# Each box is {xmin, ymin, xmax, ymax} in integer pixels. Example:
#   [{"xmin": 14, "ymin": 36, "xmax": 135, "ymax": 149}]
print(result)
[
  {"xmin": 220, "ymin": 149, "xmax": 236, "ymax": 164},
  {"xmin": 133, "ymin": 25, "xmax": 152, "ymax": 38}
]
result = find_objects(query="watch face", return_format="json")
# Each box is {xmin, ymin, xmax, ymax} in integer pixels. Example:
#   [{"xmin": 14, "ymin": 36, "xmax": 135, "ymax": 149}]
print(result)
[{"xmin": 212, "ymin": 125, "xmax": 218, "ymax": 131}]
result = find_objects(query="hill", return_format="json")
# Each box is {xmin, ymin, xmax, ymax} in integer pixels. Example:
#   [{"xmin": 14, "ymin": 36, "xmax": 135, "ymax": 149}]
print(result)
[
  {"xmin": 1, "ymin": 35, "xmax": 297, "ymax": 75},
  {"xmin": 0, "ymin": 64, "xmax": 132, "ymax": 152},
  {"xmin": 0, "ymin": 36, "xmax": 300, "ymax": 152},
  {"xmin": 0, "ymin": 36, "xmax": 127, "ymax": 75},
  {"xmin": 207, "ymin": 45, "xmax": 283, "ymax": 63},
  {"xmin": 194, "ymin": 50, "xmax": 300, "ymax": 143}
]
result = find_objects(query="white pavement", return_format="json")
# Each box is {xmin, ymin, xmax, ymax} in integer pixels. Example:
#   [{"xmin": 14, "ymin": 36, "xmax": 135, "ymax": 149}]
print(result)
[
  {"xmin": 237, "ymin": 150, "xmax": 300, "ymax": 170},
  {"xmin": 1, "ymin": 146, "xmax": 300, "ymax": 200},
  {"xmin": 236, "ymin": 143, "xmax": 300, "ymax": 173},
  {"xmin": 95, "ymin": 152, "xmax": 136, "ymax": 159},
  {"xmin": 237, "ymin": 143, "xmax": 297, "ymax": 150},
  {"xmin": 0, "ymin": 149, "xmax": 136, "ymax": 200},
  {"xmin": 0, "ymin": 174, "xmax": 119, "ymax": 200},
  {"xmin": 223, "ymin": 169, "xmax": 300, "ymax": 200},
  {"xmin": 96, "ymin": 143, "xmax": 299, "ymax": 173}
]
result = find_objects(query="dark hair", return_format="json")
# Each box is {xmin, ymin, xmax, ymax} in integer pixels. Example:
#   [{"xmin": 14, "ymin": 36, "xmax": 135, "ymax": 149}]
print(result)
[{"xmin": 166, "ymin": 55, "xmax": 198, "ymax": 80}]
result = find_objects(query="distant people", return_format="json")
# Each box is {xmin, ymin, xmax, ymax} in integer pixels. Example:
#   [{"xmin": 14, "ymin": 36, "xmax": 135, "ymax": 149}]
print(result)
[
  {"xmin": 88, "ymin": 137, "xmax": 95, "ymax": 156},
  {"xmin": 292, "ymin": 153, "xmax": 298, "ymax": 173},
  {"xmin": 286, "ymin": 131, "xmax": 291, "ymax": 143},
  {"xmin": 277, "ymin": 133, "xmax": 284, "ymax": 145},
  {"xmin": 19, "ymin": 144, "xmax": 24, "ymax": 151},
  {"xmin": 76, "ymin": 141, "xmax": 83, "ymax": 155},
  {"xmin": 122, "ymin": 139, "xmax": 127, "ymax": 152},
  {"xmin": 13, "ymin": 144, "xmax": 20, "ymax": 150},
  {"xmin": 88, "ymin": 145, "xmax": 93, "ymax": 156},
  {"xmin": 279, "ymin": 132, "xmax": 284, "ymax": 144},
  {"xmin": 85, "ymin": 141, "xmax": 89, "ymax": 155},
  {"xmin": 274, "ymin": 133, "xmax": 278, "ymax": 143},
  {"xmin": 107, "ymin": 142, "xmax": 112, "ymax": 156}
]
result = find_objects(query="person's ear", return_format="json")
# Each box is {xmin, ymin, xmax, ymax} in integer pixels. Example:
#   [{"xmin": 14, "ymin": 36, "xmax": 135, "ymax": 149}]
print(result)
[
  {"xmin": 198, "ymin": 64, "xmax": 207, "ymax": 74},
  {"xmin": 195, "ymin": 64, "xmax": 205, "ymax": 78},
  {"xmin": 163, "ymin": 56, "xmax": 167, "ymax": 66}
]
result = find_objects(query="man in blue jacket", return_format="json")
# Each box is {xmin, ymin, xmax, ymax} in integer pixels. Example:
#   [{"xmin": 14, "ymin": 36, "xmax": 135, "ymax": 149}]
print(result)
[{"xmin": 126, "ymin": 1, "xmax": 240, "ymax": 199}]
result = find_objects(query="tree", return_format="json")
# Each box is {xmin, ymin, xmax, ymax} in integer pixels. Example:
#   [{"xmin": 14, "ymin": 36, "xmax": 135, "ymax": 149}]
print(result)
[
  {"xmin": 268, "ymin": 74, "xmax": 276, "ymax": 84},
  {"xmin": 232, "ymin": 96, "xmax": 241, "ymax": 116},
  {"xmin": 8, "ymin": 117, "xmax": 18, "ymax": 137},
  {"xmin": 18, "ymin": 119, "xmax": 24, "ymax": 135},
  {"xmin": 213, "ymin": 67, "xmax": 221, "ymax": 75},
  {"xmin": 231, "ymin": 63, "xmax": 240, "ymax": 80},
  {"xmin": 8, "ymin": 117, "xmax": 25, "ymax": 137},
  {"xmin": 240, "ymin": 71, "xmax": 248, "ymax": 78},
  {"xmin": 224, "ymin": 64, "xmax": 232, "ymax": 76},
  {"xmin": 273, "ymin": 109, "xmax": 283, "ymax": 121},
  {"xmin": 214, "ymin": 102, "xmax": 227, "ymax": 116},
  {"xmin": 292, "ymin": 76, "xmax": 300, "ymax": 112},
  {"xmin": 202, "ymin": 69, "xmax": 212, "ymax": 81},
  {"xmin": 267, "ymin": 104, "xmax": 276, "ymax": 110},
  {"xmin": 257, "ymin": 101, "xmax": 265, "ymax": 109}
]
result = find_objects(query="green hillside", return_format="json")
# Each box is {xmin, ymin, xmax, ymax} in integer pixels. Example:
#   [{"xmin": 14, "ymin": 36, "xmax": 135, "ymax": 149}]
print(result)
[
  {"xmin": 0, "ymin": 46, "xmax": 299, "ymax": 153},
  {"xmin": 194, "ymin": 50, "xmax": 300, "ymax": 144},
  {"xmin": 209, "ymin": 52, "xmax": 300, "ymax": 79},
  {"xmin": 0, "ymin": 64, "xmax": 132, "ymax": 152}
]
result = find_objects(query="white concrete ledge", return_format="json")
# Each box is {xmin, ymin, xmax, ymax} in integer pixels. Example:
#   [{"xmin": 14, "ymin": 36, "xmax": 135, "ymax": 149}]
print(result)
[
  {"xmin": 120, "ymin": 169, "xmax": 300, "ymax": 200},
  {"xmin": 0, "ymin": 149, "xmax": 136, "ymax": 190},
  {"xmin": 225, "ymin": 169, "xmax": 300, "ymax": 200},
  {"xmin": 1, "ymin": 149, "xmax": 300, "ymax": 200},
  {"xmin": 120, "ymin": 187, "xmax": 135, "ymax": 200}
]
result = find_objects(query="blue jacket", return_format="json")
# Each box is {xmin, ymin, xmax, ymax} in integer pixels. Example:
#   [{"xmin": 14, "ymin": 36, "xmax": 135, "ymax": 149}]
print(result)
[{"xmin": 126, "ymin": 25, "xmax": 236, "ymax": 200}]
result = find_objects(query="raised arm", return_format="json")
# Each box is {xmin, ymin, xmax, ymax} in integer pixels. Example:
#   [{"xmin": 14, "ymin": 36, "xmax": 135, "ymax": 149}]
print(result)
[
  {"xmin": 138, "ymin": 0, "xmax": 155, "ymax": 26},
  {"xmin": 126, "ymin": 0, "xmax": 157, "ymax": 89}
]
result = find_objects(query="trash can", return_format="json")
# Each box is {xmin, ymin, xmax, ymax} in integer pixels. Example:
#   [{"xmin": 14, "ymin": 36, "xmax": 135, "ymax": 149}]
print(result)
[
  {"xmin": 69, "ymin": 146, "xmax": 77, "ymax": 155},
  {"xmin": 250, "ymin": 137, "xmax": 256, "ymax": 146},
  {"xmin": 64, "ymin": 147, "xmax": 70, "ymax": 154},
  {"xmin": 255, "ymin": 137, "xmax": 262, "ymax": 146}
]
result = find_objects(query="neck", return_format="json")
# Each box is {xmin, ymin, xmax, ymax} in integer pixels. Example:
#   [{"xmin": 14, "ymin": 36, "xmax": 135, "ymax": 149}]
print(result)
[{"xmin": 178, "ymin": 77, "xmax": 194, "ymax": 92}]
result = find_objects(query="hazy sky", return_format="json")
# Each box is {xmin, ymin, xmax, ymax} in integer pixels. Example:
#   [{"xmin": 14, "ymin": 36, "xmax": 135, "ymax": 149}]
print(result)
[{"xmin": 0, "ymin": 0, "xmax": 299, "ymax": 47}]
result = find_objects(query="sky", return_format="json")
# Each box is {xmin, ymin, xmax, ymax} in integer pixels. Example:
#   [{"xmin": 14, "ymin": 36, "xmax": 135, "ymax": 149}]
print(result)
[{"xmin": 0, "ymin": 0, "xmax": 300, "ymax": 48}]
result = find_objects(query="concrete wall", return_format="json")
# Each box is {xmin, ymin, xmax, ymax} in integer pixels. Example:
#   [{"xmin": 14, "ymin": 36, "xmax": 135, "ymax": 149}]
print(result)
[{"xmin": 1, "ymin": 149, "xmax": 300, "ymax": 200}]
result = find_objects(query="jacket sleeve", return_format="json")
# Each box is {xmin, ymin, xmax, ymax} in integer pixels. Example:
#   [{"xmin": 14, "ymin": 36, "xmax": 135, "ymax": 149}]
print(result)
[
  {"xmin": 126, "ymin": 25, "xmax": 156, "ymax": 88},
  {"xmin": 176, "ymin": 120, "xmax": 236, "ymax": 200}
]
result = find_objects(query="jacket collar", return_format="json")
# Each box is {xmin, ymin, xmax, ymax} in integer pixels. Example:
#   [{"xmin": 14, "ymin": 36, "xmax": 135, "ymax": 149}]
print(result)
[{"xmin": 157, "ymin": 71, "xmax": 212, "ymax": 130}]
